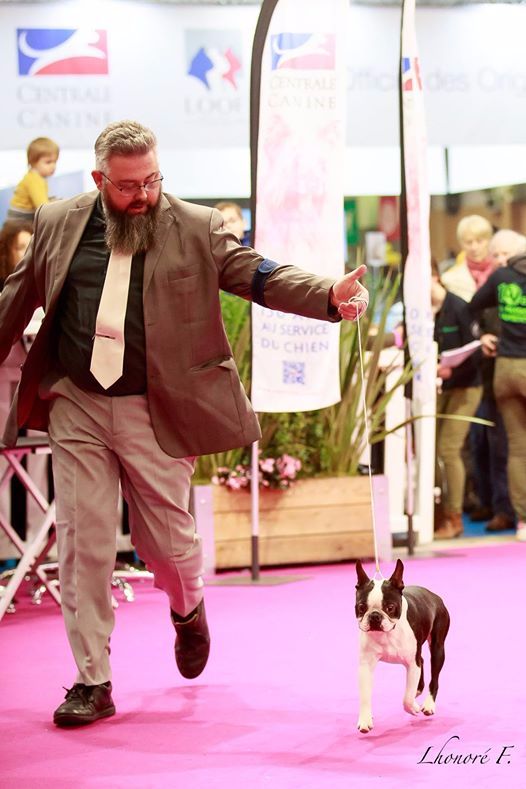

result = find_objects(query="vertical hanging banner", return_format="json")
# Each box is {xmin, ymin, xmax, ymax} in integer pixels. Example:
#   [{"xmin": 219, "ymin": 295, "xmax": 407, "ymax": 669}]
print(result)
[
  {"xmin": 400, "ymin": 0, "xmax": 435, "ymax": 406},
  {"xmin": 250, "ymin": 0, "xmax": 347, "ymax": 413}
]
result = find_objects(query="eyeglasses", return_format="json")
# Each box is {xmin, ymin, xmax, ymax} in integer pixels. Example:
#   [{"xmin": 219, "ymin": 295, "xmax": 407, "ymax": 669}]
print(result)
[{"xmin": 101, "ymin": 173, "xmax": 164, "ymax": 197}]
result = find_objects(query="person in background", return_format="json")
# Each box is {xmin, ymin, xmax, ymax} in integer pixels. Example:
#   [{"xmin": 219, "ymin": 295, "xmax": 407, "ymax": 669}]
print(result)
[
  {"xmin": 441, "ymin": 214, "xmax": 495, "ymax": 302},
  {"xmin": 213, "ymin": 201, "xmax": 252, "ymax": 345},
  {"xmin": 0, "ymin": 119, "xmax": 369, "ymax": 728},
  {"xmin": 0, "ymin": 221, "xmax": 33, "ymax": 287},
  {"xmin": 213, "ymin": 200, "xmax": 250, "ymax": 245},
  {"xmin": 469, "ymin": 231, "xmax": 526, "ymax": 542},
  {"xmin": 469, "ymin": 229, "xmax": 526, "ymax": 533},
  {"xmin": 431, "ymin": 260, "xmax": 482, "ymax": 540},
  {"xmin": 441, "ymin": 215, "xmax": 496, "ymax": 516},
  {"xmin": 0, "ymin": 221, "xmax": 34, "ymax": 412},
  {"xmin": 7, "ymin": 137, "xmax": 60, "ymax": 223},
  {"xmin": 0, "ymin": 221, "xmax": 36, "ymax": 552}
]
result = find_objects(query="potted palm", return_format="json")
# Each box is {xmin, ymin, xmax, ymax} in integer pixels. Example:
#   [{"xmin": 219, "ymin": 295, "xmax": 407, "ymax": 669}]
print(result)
[{"xmin": 193, "ymin": 273, "xmax": 413, "ymax": 569}]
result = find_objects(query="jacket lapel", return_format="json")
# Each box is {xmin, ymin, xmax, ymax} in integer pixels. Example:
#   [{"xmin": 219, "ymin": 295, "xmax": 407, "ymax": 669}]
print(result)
[
  {"xmin": 143, "ymin": 194, "xmax": 177, "ymax": 292},
  {"xmin": 47, "ymin": 192, "xmax": 98, "ymax": 312}
]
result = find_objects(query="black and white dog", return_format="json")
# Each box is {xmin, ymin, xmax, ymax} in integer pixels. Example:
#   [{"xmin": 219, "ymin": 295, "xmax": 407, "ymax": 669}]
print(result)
[{"xmin": 355, "ymin": 558, "xmax": 450, "ymax": 733}]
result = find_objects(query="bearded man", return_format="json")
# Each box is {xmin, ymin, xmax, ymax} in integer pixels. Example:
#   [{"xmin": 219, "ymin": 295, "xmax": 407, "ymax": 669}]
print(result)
[{"xmin": 0, "ymin": 120, "xmax": 368, "ymax": 728}]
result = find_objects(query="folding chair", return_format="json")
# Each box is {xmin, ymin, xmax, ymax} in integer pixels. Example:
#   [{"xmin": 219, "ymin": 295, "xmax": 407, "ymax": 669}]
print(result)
[
  {"xmin": 0, "ymin": 435, "xmax": 58, "ymax": 621},
  {"xmin": 0, "ymin": 436, "xmax": 153, "ymax": 621}
]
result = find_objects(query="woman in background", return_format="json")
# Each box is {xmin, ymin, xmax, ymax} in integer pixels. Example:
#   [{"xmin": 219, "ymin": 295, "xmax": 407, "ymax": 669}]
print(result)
[
  {"xmin": 0, "ymin": 221, "xmax": 48, "ymax": 550},
  {"xmin": 441, "ymin": 214, "xmax": 495, "ymax": 301},
  {"xmin": 0, "ymin": 221, "xmax": 33, "ymax": 287}
]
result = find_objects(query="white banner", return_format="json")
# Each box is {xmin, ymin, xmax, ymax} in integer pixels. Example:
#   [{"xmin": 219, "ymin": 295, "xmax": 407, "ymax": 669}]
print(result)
[
  {"xmin": 0, "ymin": 1, "xmax": 256, "ymax": 150},
  {"xmin": 401, "ymin": 0, "xmax": 435, "ymax": 406},
  {"xmin": 250, "ymin": 0, "xmax": 346, "ymax": 413},
  {"xmin": 1, "ymin": 3, "xmax": 526, "ymax": 149}
]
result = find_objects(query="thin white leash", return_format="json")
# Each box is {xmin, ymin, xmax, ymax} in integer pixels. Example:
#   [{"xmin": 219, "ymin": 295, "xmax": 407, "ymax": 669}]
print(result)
[{"xmin": 347, "ymin": 296, "xmax": 383, "ymax": 581}]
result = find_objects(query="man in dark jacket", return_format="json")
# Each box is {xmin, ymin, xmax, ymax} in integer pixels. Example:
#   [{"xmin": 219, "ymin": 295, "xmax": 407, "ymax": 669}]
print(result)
[{"xmin": 470, "ymin": 241, "xmax": 526, "ymax": 543}]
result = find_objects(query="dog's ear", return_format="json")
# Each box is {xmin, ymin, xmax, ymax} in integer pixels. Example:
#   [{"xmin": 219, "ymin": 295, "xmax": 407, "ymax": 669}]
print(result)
[
  {"xmin": 355, "ymin": 559, "xmax": 370, "ymax": 588},
  {"xmin": 388, "ymin": 559, "xmax": 405, "ymax": 591}
]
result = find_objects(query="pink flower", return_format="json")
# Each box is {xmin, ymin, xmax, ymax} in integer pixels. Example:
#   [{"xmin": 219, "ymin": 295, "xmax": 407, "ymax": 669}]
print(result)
[
  {"xmin": 211, "ymin": 454, "xmax": 301, "ymax": 491},
  {"xmin": 276, "ymin": 454, "xmax": 301, "ymax": 479},
  {"xmin": 227, "ymin": 476, "xmax": 244, "ymax": 490},
  {"xmin": 259, "ymin": 458, "xmax": 275, "ymax": 473}
]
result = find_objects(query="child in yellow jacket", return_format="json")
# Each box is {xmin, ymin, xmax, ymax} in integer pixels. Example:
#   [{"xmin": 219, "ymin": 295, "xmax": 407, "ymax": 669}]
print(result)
[{"xmin": 7, "ymin": 137, "xmax": 60, "ymax": 223}]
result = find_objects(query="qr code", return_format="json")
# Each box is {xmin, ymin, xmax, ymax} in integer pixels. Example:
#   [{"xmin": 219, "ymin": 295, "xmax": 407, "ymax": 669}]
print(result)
[{"xmin": 283, "ymin": 361, "xmax": 305, "ymax": 385}]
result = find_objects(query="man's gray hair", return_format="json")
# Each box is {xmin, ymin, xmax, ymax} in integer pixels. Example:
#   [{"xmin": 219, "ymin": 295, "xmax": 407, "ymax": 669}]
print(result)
[{"xmin": 94, "ymin": 120, "xmax": 157, "ymax": 170}]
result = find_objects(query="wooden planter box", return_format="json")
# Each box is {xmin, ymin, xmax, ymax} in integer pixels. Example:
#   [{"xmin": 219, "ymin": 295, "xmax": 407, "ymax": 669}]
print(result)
[{"xmin": 193, "ymin": 475, "xmax": 389, "ymax": 571}]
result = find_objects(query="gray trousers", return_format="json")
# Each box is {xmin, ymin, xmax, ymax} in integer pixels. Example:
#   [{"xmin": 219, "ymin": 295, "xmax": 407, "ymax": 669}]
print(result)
[{"xmin": 46, "ymin": 376, "xmax": 203, "ymax": 685}]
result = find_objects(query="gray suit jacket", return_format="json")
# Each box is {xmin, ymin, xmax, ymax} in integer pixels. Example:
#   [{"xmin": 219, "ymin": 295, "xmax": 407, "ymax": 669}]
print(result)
[{"xmin": 0, "ymin": 191, "xmax": 339, "ymax": 456}]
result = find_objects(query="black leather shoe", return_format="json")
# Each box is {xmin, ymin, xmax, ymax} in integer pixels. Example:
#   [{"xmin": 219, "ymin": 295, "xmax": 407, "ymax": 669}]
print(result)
[
  {"xmin": 171, "ymin": 599, "xmax": 210, "ymax": 679},
  {"xmin": 53, "ymin": 682, "xmax": 115, "ymax": 727}
]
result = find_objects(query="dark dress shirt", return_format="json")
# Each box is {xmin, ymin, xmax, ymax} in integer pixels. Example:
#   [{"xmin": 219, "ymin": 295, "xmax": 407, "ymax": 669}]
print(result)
[{"xmin": 55, "ymin": 197, "xmax": 147, "ymax": 395}]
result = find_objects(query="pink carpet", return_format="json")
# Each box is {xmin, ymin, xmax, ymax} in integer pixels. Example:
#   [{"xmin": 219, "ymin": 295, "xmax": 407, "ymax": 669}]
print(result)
[{"xmin": 2, "ymin": 543, "xmax": 525, "ymax": 788}]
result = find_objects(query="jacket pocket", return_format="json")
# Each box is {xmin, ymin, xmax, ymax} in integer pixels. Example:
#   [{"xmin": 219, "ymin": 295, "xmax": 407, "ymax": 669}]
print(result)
[{"xmin": 190, "ymin": 355, "xmax": 233, "ymax": 372}]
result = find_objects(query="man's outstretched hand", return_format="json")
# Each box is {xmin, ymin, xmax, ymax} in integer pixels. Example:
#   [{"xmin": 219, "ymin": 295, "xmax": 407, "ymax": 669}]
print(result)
[{"xmin": 330, "ymin": 264, "xmax": 369, "ymax": 321}]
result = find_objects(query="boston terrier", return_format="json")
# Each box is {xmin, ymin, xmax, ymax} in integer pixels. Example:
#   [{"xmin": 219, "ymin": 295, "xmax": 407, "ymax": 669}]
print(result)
[{"xmin": 355, "ymin": 558, "xmax": 450, "ymax": 733}]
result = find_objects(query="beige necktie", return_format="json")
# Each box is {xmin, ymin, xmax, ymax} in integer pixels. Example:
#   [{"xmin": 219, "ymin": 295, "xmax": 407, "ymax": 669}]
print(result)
[{"xmin": 90, "ymin": 250, "xmax": 133, "ymax": 389}]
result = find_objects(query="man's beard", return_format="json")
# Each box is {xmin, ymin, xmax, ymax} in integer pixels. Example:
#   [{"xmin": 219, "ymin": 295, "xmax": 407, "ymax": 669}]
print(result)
[{"xmin": 101, "ymin": 192, "xmax": 161, "ymax": 255}]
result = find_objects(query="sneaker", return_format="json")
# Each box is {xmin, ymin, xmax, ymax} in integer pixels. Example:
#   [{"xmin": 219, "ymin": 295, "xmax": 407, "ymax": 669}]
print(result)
[
  {"xmin": 53, "ymin": 682, "xmax": 115, "ymax": 727},
  {"xmin": 516, "ymin": 522, "xmax": 526, "ymax": 542}
]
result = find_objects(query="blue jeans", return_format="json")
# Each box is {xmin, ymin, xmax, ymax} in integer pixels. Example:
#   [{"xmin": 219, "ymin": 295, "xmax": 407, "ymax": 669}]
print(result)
[{"xmin": 469, "ymin": 396, "xmax": 513, "ymax": 517}]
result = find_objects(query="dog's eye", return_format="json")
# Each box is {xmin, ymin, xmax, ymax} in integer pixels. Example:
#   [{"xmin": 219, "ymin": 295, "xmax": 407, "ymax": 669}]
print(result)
[{"xmin": 385, "ymin": 604, "xmax": 396, "ymax": 615}]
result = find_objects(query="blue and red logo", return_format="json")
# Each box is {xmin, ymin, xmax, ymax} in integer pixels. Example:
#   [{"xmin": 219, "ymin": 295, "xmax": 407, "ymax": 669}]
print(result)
[
  {"xmin": 402, "ymin": 56, "xmax": 423, "ymax": 91},
  {"xmin": 186, "ymin": 31, "xmax": 242, "ymax": 91},
  {"xmin": 270, "ymin": 33, "xmax": 335, "ymax": 71},
  {"xmin": 17, "ymin": 28, "xmax": 108, "ymax": 76}
]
